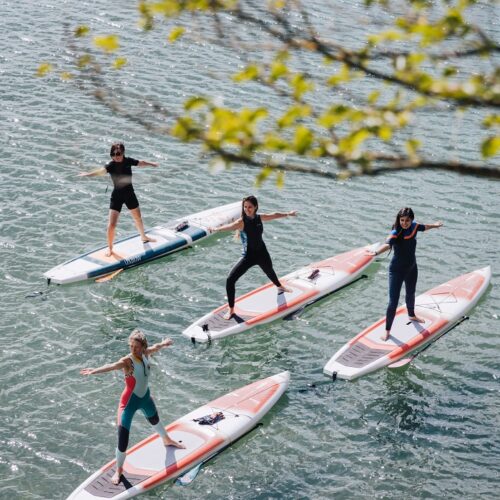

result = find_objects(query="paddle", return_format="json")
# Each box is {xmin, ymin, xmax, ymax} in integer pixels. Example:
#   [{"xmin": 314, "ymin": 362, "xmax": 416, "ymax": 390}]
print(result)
[
  {"xmin": 283, "ymin": 274, "xmax": 368, "ymax": 321},
  {"xmin": 175, "ymin": 423, "xmax": 264, "ymax": 487},
  {"xmin": 388, "ymin": 315, "xmax": 469, "ymax": 369},
  {"xmin": 95, "ymin": 268, "xmax": 124, "ymax": 283}
]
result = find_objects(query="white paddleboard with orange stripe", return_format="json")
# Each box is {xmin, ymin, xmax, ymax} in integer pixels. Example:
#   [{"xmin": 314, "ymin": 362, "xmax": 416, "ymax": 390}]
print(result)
[
  {"xmin": 67, "ymin": 371, "xmax": 289, "ymax": 500},
  {"xmin": 324, "ymin": 266, "xmax": 491, "ymax": 380},
  {"xmin": 45, "ymin": 201, "xmax": 240, "ymax": 285},
  {"xmin": 183, "ymin": 243, "xmax": 380, "ymax": 343}
]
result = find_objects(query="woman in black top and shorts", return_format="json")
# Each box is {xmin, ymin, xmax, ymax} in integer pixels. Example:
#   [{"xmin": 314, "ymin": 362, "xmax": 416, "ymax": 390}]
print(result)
[
  {"xmin": 79, "ymin": 142, "xmax": 158, "ymax": 256},
  {"xmin": 212, "ymin": 196, "xmax": 297, "ymax": 320}
]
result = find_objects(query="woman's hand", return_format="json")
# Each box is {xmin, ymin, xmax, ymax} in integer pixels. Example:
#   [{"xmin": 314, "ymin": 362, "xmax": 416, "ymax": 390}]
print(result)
[
  {"xmin": 80, "ymin": 368, "xmax": 94, "ymax": 375},
  {"xmin": 161, "ymin": 338, "xmax": 173, "ymax": 348},
  {"xmin": 288, "ymin": 210, "xmax": 297, "ymax": 217}
]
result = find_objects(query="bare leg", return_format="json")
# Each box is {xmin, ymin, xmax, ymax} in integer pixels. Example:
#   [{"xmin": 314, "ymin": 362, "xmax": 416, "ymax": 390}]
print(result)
[
  {"xmin": 111, "ymin": 467, "xmax": 123, "ymax": 485},
  {"xmin": 106, "ymin": 210, "xmax": 120, "ymax": 257},
  {"xmin": 130, "ymin": 207, "xmax": 156, "ymax": 244},
  {"xmin": 163, "ymin": 434, "xmax": 186, "ymax": 449},
  {"xmin": 409, "ymin": 316, "xmax": 425, "ymax": 323},
  {"xmin": 223, "ymin": 308, "xmax": 235, "ymax": 320}
]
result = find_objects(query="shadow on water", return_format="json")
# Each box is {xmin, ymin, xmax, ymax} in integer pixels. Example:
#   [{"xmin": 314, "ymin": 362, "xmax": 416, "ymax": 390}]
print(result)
[{"xmin": 371, "ymin": 369, "xmax": 428, "ymax": 433}]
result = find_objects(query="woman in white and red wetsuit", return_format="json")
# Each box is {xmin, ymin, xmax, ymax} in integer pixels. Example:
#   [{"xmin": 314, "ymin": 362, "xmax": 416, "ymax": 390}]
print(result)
[{"xmin": 81, "ymin": 329, "xmax": 185, "ymax": 485}]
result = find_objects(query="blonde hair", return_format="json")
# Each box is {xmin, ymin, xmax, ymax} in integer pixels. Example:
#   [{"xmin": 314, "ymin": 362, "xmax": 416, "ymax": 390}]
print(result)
[{"xmin": 128, "ymin": 329, "xmax": 148, "ymax": 349}]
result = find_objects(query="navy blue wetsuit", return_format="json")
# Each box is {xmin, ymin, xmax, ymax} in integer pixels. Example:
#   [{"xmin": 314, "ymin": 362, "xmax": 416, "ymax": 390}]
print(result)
[
  {"xmin": 105, "ymin": 157, "xmax": 140, "ymax": 212},
  {"xmin": 385, "ymin": 222, "xmax": 426, "ymax": 331},
  {"xmin": 226, "ymin": 214, "xmax": 282, "ymax": 308}
]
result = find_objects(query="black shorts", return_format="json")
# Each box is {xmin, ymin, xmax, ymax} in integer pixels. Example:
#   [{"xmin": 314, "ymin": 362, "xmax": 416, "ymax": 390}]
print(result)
[{"xmin": 109, "ymin": 188, "xmax": 139, "ymax": 212}]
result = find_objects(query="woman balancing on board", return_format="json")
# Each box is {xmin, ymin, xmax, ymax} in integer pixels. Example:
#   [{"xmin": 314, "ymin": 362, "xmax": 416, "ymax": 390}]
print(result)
[
  {"xmin": 80, "ymin": 330, "xmax": 185, "ymax": 485},
  {"xmin": 212, "ymin": 195, "xmax": 297, "ymax": 320},
  {"xmin": 367, "ymin": 207, "xmax": 443, "ymax": 341},
  {"xmin": 78, "ymin": 142, "xmax": 157, "ymax": 257}
]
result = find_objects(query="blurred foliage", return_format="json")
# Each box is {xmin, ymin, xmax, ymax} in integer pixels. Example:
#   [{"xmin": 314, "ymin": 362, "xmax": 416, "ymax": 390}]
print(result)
[{"xmin": 45, "ymin": 0, "xmax": 499, "ymax": 181}]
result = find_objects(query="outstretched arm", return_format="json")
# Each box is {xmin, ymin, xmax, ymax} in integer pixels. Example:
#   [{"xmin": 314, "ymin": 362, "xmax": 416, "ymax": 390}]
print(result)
[
  {"xmin": 80, "ymin": 356, "xmax": 129, "ymax": 375},
  {"xmin": 146, "ymin": 337, "xmax": 173, "ymax": 356},
  {"xmin": 366, "ymin": 243, "xmax": 390, "ymax": 256},
  {"xmin": 260, "ymin": 211, "xmax": 297, "ymax": 222},
  {"xmin": 423, "ymin": 221, "xmax": 443, "ymax": 230},
  {"xmin": 137, "ymin": 160, "xmax": 159, "ymax": 168},
  {"xmin": 78, "ymin": 167, "xmax": 107, "ymax": 177},
  {"xmin": 211, "ymin": 218, "xmax": 244, "ymax": 233}
]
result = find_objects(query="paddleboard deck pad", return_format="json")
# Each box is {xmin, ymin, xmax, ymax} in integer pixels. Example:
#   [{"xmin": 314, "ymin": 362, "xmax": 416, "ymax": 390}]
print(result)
[
  {"xmin": 183, "ymin": 243, "xmax": 380, "ymax": 342},
  {"xmin": 67, "ymin": 371, "xmax": 289, "ymax": 499},
  {"xmin": 45, "ymin": 202, "xmax": 240, "ymax": 284},
  {"xmin": 324, "ymin": 266, "xmax": 491, "ymax": 380}
]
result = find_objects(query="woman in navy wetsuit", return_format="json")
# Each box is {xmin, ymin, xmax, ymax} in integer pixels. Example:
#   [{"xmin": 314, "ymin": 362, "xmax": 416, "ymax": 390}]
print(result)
[
  {"xmin": 368, "ymin": 207, "xmax": 443, "ymax": 341},
  {"xmin": 79, "ymin": 142, "xmax": 158, "ymax": 256},
  {"xmin": 212, "ymin": 195, "xmax": 297, "ymax": 320},
  {"xmin": 81, "ymin": 330, "xmax": 184, "ymax": 485}
]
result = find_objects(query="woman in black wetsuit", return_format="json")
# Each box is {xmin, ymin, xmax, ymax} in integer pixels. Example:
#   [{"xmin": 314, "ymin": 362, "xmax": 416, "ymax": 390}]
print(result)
[
  {"xmin": 212, "ymin": 195, "xmax": 297, "ymax": 320},
  {"xmin": 367, "ymin": 207, "xmax": 443, "ymax": 341},
  {"xmin": 79, "ymin": 142, "xmax": 158, "ymax": 256}
]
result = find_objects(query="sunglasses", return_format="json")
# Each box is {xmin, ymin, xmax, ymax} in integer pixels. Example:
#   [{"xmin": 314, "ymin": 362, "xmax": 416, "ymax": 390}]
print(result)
[{"xmin": 111, "ymin": 151, "xmax": 123, "ymax": 157}]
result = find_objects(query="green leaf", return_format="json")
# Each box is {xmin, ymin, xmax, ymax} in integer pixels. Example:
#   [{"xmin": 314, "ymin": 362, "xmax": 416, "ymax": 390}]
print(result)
[
  {"xmin": 293, "ymin": 125, "xmax": 314, "ymax": 154},
  {"xmin": 77, "ymin": 54, "xmax": 93, "ymax": 68},
  {"xmin": 318, "ymin": 105, "xmax": 350, "ymax": 128},
  {"xmin": 255, "ymin": 166, "xmax": 273, "ymax": 187},
  {"xmin": 113, "ymin": 57, "xmax": 127, "ymax": 69},
  {"xmin": 442, "ymin": 66, "xmax": 457, "ymax": 77},
  {"xmin": 483, "ymin": 115, "xmax": 500, "ymax": 129},
  {"xmin": 270, "ymin": 61, "xmax": 288, "ymax": 81},
  {"xmin": 481, "ymin": 136, "xmax": 500, "ymax": 158},
  {"xmin": 277, "ymin": 105, "xmax": 311, "ymax": 128},
  {"xmin": 94, "ymin": 35, "xmax": 120, "ymax": 53},
  {"xmin": 184, "ymin": 96, "xmax": 209, "ymax": 111},
  {"xmin": 367, "ymin": 91, "xmax": 381, "ymax": 104},
  {"xmin": 276, "ymin": 170, "xmax": 285, "ymax": 188},
  {"xmin": 168, "ymin": 26, "xmax": 185, "ymax": 43},
  {"xmin": 405, "ymin": 139, "xmax": 421, "ymax": 158},
  {"xmin": 263, "ymin": 133, "xmax": 289, "ymax": 151},
  {"xmin": 339, "ymin": 129, "xmax": 370, "ymax": 155},
  {"xmin": 378, "ymin": 125, "xmax": 392, "ymax": 141},
  {"xmin": 290, "ymin": 74, "xmax": 314, "ymax": 100},
  {"xmin": 327, "ymin": 64, "xmax": 350, "ymax": 86},
  {"xmin": 36, "ymin": 62, "xmax": 53, "ymax": 77},
  {"xmin": 171, "ymin": 117, "xmax": 199, "ymax": 141},
  {"xmin": 74, "ymin": 25, "xmax": 90, "ymax": 37},
  {"xmin": 233, "ymin": 64, "xmax": 260, "ymax": 82}
]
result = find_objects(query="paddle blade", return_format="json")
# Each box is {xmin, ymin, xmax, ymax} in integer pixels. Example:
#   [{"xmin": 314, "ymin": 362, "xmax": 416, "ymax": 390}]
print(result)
[
  {"xmin": 388, "ymin": 357, "xmax": 413, "ymax": 369},
  {"xmin": 175, "ymin": 463, "xmax": 202, "ymax": 486},
  {"xmin": 95, "ymin": 269, "xmax": 123, "ymax": 283}
]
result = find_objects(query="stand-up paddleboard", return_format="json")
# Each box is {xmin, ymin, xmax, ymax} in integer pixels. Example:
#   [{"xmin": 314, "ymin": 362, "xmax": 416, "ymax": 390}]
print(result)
[
  {"xmin": 44, "ymin": 202, "xmax": 240, "ymax": 284},
  {"xmin": 183, "ymin": 243, "xmax": 380, "ymax": 343},
  {"xmin": 324, "ymin": 266, "xmax": 491, "ymax": 380},
  {"xmin": 67, "ymin": 371, "xmax": 289, "ymax": 499}
]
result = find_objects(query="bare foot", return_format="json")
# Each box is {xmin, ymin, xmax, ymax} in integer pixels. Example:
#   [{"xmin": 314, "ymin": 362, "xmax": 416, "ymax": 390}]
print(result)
[
  {"xmin": 163, "ymin": 436, "xmax": 186, "ymax": 449},
  {"xmin": 278, "ymin": 286, "xmax": 292, "ymax": 293},
  {"xmin": 105, "ymin": 248, "xmax": 114, "ymax": 257},
  {"xmin": 380, "ymin": 331, "xmax": 390, "ymax": 341},
  {"xmin": 142, "ymin": 236, "xmax": 156, "ymax": 244},
  {"xmin": 223, "ymin": 309, "xmax": 234, "ymax": 320},
  {"xmin": 409, "ymin": 316, "xmax": 425, "ymax": 323},
  {"xmin": 111, "ymin": 469, "xmax": 122, "ymax": 485}
]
